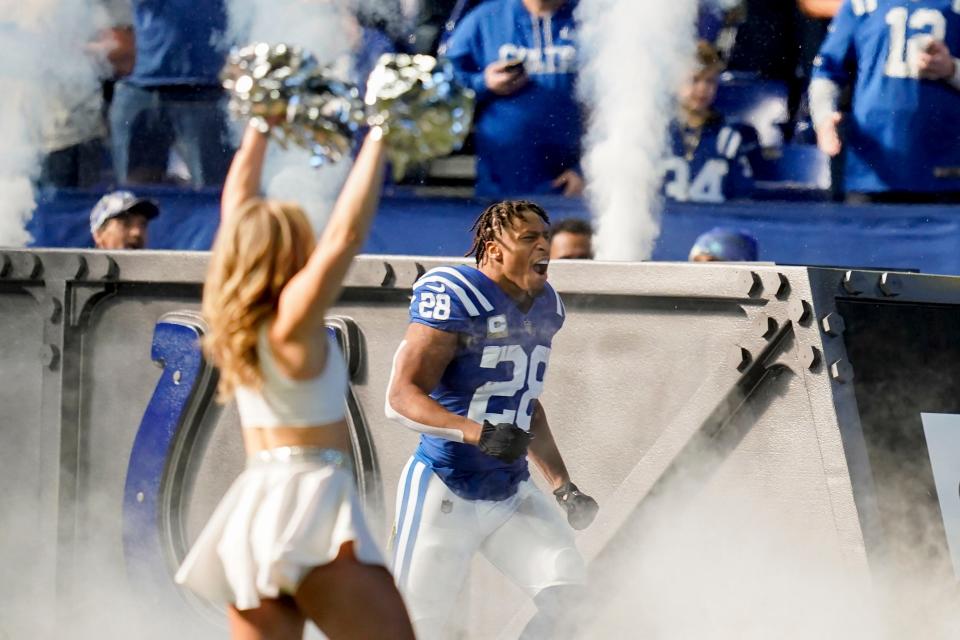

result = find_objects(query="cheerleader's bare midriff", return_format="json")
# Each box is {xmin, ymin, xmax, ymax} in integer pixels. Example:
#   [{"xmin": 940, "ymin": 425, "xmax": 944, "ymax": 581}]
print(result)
[{"xmin": 241, "ymin": 421, "xmax": 352, "ymax": 456}]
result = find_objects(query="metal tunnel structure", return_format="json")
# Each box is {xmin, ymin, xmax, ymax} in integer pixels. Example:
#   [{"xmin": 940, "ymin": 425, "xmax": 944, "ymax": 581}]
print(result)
[{"xmin": 2, "ymin": 249, "xmax": 959, "ymax": 638}]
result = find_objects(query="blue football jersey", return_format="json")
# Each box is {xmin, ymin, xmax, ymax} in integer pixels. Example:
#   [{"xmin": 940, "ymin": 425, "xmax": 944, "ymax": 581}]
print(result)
[
  {"xmin": 661, "ymin": 116, "xmax": 760, "ymax": 203},
  {"xmin": 813, "ymin": 0, "xmax": 960, "ymax": 192},
  {"xmin": 408, "ymin": 264, "xmax": 565, "ymax": 500}
]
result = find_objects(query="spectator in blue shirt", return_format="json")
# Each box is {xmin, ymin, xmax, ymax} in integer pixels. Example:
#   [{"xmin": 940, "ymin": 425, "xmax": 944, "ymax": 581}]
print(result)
[
  {"xmin": 445, "ymin": 0, "xmax": 584, "ymax": 198},
  {"xmin": 810, "ymin": 0, "xmax": 960, "ymax": 203},
  {"xmin": 108, "ymin": 0, "xmax": 233, "ymax": 187}
]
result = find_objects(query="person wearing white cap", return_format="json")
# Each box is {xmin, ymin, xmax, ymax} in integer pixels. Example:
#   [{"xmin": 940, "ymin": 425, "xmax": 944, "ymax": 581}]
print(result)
[{"xmin": 89, "ymin": 190, "xmax": 159, "ymax": 249}]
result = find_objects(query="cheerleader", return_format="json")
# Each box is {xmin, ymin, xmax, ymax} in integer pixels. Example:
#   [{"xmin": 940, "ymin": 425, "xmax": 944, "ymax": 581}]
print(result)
[{"xmin": 175, "ymin": 121, "xmax": 414, "ymax": 640}]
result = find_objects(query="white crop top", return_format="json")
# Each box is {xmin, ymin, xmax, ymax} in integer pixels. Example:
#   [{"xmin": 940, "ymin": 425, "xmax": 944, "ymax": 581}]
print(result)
[{"xmin": 234, "ymin": 325, "xmax": 348, "ymax": 428}]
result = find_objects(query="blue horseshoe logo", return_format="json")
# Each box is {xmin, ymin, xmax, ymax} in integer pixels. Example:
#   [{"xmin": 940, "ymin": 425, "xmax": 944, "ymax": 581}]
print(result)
[{"xmin": 121, "ymin": 311, "xmax": 378, "ymax": 620}]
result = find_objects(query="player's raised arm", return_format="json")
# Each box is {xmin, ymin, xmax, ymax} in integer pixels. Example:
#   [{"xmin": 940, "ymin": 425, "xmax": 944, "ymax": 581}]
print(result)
[{"xmin": 386, "ymin": 323, "xmax": 482, "ymax": 444}]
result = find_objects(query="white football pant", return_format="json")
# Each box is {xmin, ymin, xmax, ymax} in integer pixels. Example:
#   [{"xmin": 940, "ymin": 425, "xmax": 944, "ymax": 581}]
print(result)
[{"xmin": 391, "ymin": 456, "xmax": 586, "ymax": 639}]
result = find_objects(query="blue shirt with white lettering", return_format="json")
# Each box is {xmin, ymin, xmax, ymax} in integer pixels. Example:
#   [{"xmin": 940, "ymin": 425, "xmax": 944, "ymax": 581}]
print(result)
[
  {"xmin": 408, "ymin": 265, "xmax": 565, "ymax": 500},
  {"xmin": 445, "ymin": 0, "xmax": 582, "ymax": 198},
  {"xmin": 812, "ymin": 0, "xmax": 960, "ymax": 193}
]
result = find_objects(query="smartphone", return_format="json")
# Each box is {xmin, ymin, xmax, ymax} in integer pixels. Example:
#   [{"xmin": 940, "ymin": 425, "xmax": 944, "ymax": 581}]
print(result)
[{"xmin": 503, "ymin": 59, "xmax": 524, "ymax": 73}]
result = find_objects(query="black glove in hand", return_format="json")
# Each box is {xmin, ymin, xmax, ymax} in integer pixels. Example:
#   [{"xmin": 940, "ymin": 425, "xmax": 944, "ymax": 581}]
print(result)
[
  {"xmin": 477, "ymin": 421, "xmax": 532, "ymax": 462},
  {"xmin": 554, "ymin": 482, "xmax": 599, "ymax": 530}
]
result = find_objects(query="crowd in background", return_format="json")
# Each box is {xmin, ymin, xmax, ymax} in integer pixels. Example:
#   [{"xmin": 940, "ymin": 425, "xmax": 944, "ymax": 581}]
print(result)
[{"xmin": 46, "ymin": 0, "xmax": 960, "ymax": 213}]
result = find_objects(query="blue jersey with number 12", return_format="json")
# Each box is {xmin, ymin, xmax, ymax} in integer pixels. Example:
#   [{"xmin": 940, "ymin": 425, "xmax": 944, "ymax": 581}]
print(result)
[
  {"xmin": 407, "ymin": 264, "xmax": 565, "ymax": 501},
  {"xmin": 813, "ymin": 0, "xmax": 960, "ymax": 192}
]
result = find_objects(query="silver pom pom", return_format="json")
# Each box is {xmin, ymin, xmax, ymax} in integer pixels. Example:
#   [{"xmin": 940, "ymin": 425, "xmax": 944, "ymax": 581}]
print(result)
[
  {"xmin": 365, "ymin": 54, "xmax": 475, "ymax": 179},
  {"xmin": 223, "ymin": 46, "xmax": 475, "ymax": 174},
  {"xmin": 222, "ymin": 43, "xmax": 364, "ymax": 165}
]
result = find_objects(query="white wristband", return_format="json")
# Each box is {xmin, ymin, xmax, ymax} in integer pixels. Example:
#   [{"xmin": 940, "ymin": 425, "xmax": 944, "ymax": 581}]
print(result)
[{"xmin": 808, "ymin": 78, "xmax": 841, "ymax": 130}]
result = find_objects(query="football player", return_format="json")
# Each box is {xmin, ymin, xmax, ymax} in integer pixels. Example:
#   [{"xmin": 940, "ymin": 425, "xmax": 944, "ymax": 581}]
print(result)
[{"xmin": 385, "ymin": 200, "xmax": 598, "ymax": 639}]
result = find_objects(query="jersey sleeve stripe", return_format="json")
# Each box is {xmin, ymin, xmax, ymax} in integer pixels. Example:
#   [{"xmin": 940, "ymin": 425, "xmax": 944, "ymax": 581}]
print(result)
[
  {"xmin": 432, "ymin": 267, "xmax": 495, "ymax": 311},
  {"xmin": 413, "ymin": 275, "xmax": 481, "ymax": 316}
]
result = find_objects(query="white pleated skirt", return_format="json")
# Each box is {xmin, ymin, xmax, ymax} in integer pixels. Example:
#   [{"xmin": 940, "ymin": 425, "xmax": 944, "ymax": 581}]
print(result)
[{"xmin": 174, "ymin": 447, "xmax": 385, "ymax": 610}]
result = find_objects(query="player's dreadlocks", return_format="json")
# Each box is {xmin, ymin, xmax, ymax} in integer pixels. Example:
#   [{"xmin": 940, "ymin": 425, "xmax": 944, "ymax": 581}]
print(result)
[{"xmin": 465, "ymin": 200, "xmax": 550, "ymax": 265}]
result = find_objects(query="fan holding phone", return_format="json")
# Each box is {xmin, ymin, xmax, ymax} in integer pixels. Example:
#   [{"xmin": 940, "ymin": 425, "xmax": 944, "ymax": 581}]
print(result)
[
  {"xmin": 446, "ymin": 0, "xmax": 586, "ymax": 199},
  {"xmin": 484, "ymin": 58, "xmax": 529, "ymax": 96}
]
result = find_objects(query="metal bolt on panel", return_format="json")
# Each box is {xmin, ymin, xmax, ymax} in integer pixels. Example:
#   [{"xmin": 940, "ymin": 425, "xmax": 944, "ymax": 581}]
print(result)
[
  {"xmin": 71, "ymin": 255, "xmax": 88, "ymax": 279},
  {"xmin": 821, "ymin": 312, "xmax": 846, "ymax": 337},
  {"xmin": 842, "ymin": 270, "xmax": 864, "ymax": 295},
  {"xmin": 761, "ymin": 271, "xmax": 791, "ymax": 300},
  {"xmin": 879, "ymin": 272, "xmax": 903, "ymax": 297},
  {"xmin": 381, "ymin": 262, "xmax": 396, "ymax": 287},
  {"xmin": 44, "ymin": 297, "xmax": 63, "ymax": 324},
  {"xmin": 739, "ymin": 270, "xmax": 763, "ymax": 298},
  {"xmin": 830, "ymin": 359, "xmax": 854, "ymax": 384},
  {"xmin": 729, "ymin": 345, "xmax": 752, "ymax": 372},
  {"xmin": 9, "ymin": 253, "xmax": 43, "ymax": 280},
  {"xmin": 754, "ymin": 313, "xmax": 778, "ymax": 339},
  {"xmin": 86, "ymin": 254, "xmax": 119, "ymax": 280},
  {"xmin": 801, "ymin": 346, "xmax": 822, "ymax": 371},
  {"xmin": 774, "ymin": 272, "xmax": 791, "ymax": 300},
  {"xmin": 39, "ymin": 344, "xmax": 60, "ymax": 370},
  {"xmin": 39, "ymin": 253, "xmax": 87, "ymax": 280},
  {"xmin": 389, "ymin": 261, "xmax": 422, "ymax": 288},
  {"xmin": 27, "ymin": 253, "xmax": 43, "ymax": 279},
  {"xmin": 789, "ymin": 298, "xmax": 812, "ymax": 325}
]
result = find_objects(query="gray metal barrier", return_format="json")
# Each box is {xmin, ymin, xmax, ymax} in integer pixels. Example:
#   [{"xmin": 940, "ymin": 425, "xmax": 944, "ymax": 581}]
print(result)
[{"xmin": 1, "ymin": 250, "xmax": 958, "ymax": 638}]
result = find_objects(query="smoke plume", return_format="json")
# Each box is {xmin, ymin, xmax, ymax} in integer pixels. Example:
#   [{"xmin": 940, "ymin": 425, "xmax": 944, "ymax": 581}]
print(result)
[
  {"xmin": 0, "ymin": 0, "xmax": 103, "ymax": 247},
  {"xmin": 576, "ymin": 0, "xmax": 698, "ymax": 261}
]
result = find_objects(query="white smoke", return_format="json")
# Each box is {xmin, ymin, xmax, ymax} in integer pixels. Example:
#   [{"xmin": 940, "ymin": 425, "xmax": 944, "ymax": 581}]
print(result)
[
  {"xmin": 0, "ymin": 0, "xmax": 104, "ymax": 247},
  {"xmin": 225, "ymin": 0, "xmax": 372, "ymax": 233},
  {"xmin": 589, "ymin": 485, "xmax": 883, "ymax": 639},
  {"xmin": 588, "ymin": 473, "xmax": 960, "ymax": 640},
  {"xmin": 576, "ymin": 0, "xmax": 698, "ymax": 261}
]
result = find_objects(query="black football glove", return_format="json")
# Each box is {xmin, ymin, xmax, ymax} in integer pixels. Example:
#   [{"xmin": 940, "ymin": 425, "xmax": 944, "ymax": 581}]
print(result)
[
  {"xmin": 477, "ymin": 421, "xmax": 532, "ymax": 462},
  {"xmin": 553, "ymin": 482, "xmax": 599, "ymax": 530}
]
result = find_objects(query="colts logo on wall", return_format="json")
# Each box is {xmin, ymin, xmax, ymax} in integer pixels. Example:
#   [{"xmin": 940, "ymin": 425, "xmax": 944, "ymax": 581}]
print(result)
[{"xmin": 120, "ymin": 310, "xmax": 374, "ymax": 619}]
